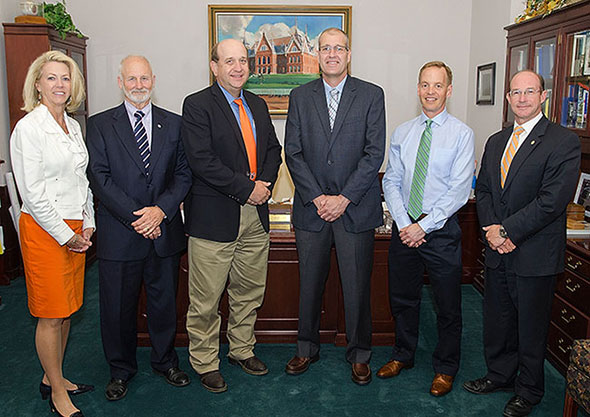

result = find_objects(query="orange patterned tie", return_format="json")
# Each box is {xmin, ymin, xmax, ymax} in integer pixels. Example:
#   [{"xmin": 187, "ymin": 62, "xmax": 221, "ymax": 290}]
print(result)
[
  {"xmin": 234, "ymin": 98, "xmax": 257, "ymax": 180},
  {"xmin": 500, "ymin": 126, "xmax": 525, "ymax": 188}
]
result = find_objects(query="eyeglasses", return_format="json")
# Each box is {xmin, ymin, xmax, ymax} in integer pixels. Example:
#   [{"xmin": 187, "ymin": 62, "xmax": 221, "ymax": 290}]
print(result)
[
  {"xmin": 508, "ymin": 88, "xmax": 541, "ymax": 98},
  {"xmin": 319, "ymin": 45, "xmax": 349, "ymax": 54}
]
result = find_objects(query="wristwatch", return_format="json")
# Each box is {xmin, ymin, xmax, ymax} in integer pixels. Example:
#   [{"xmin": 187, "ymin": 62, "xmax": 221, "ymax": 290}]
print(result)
[{"xmin": 499, "ymin": 225, "xmax": 508, "ymax": 239}]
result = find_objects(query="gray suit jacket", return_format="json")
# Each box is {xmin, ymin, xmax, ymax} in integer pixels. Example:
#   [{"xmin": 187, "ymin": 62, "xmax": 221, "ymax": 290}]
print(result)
[{"xmin": 285, "ymin": 76, "xmax": 386, "ymax": 233}]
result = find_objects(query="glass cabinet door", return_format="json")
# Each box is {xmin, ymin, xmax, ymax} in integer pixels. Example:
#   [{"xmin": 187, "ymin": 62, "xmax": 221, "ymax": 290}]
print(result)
[
  {"xmin": 534, "ymin": 37, "xmax": 556, "ymax": 119},
  {"xmin": 507, "ymin": 44, "xmax": 529, "ymax": 123},
  {"xmin": 561, "ymin": 29, "xmax": 590, "ymax": 131}
]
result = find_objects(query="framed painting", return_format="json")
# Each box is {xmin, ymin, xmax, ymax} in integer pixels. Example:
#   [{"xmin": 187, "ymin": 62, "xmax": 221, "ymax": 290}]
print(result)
[
  {"xmin": 209, "ymin": 5, "xmax": 352, "ymax": 115},
  {"xmin": 476, "ymin": 62, "xmax": 496, "ymax": 105}
]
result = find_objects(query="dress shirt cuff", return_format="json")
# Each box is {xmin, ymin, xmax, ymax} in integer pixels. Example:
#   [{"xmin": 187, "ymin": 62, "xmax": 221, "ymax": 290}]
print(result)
[
  {"xmin": 56, "ymin": 227, "xmax": 76, "ymax": 247},
  {"xmin": 394, "ymin": 214, "xmax": 412, "ymax": 231},
  {"xmin": 418, "ymin": 216, "xmax": 436, "ymax": 234}
]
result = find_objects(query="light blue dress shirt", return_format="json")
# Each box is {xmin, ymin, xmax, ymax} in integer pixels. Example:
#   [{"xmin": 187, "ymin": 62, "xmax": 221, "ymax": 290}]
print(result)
[
  {"xmin": 218, "ymin": 82, "xmax": 257, "ymax": 142},
  {"xmin": 323, "ymin": 75, "xmax": 347, "ymax": 105},
  {"xmin": 124, "ymin": 100, "xmax": 152, "ymax": 148},
  {"xmin": 382, "ymin": 109, "xmax": 475, "ymax": 234}
]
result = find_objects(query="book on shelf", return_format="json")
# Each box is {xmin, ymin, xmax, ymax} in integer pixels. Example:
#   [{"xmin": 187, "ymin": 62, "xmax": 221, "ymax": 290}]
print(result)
[
  {"xmin": 562, "ymin": 82, "xmax": 589, "ymax": 129},
  {"xmin": 572, "ymin": 34, "xmax": 586, "ymax": 77},
  {"xmin": 577, "ymin": 87, "xmax": 589, "ymax": 129}
]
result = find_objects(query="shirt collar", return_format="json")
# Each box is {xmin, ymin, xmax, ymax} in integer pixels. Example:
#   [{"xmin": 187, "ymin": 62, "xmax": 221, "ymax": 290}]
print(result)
[
  {"xmin": 323, "ymin": 75, "xmax": 347, "ymax": 96},
  {"xmin": 514, "ymin": 111, "xmax": 543, "ymax": 135},
  {"xmin": 218, "ymin": 82, "xmax": 245, "ymax": 105},
  {"xmin": 124, "ymin": 100, "xmax": 152, "ymax": 118},
  {"xmin": 420, "ymin": 108, "xmax": 448, "ymax": 127}
]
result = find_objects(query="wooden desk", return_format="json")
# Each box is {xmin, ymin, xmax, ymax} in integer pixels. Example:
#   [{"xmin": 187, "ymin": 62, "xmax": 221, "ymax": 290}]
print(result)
[{"xmin": 137, "ymin": 200, "xmax": 481, "ymax": 346}]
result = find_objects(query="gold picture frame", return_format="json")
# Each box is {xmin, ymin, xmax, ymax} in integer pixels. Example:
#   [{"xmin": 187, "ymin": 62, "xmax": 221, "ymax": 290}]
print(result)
[{"xmin": 208, "ymin": 4, "xmax": 352, "ymax": 116}]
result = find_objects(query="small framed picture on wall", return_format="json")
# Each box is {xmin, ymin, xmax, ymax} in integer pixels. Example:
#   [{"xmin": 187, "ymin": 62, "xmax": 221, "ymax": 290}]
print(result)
[{"xmin": 476, "ymin": 62, "xmax": 496, "ymax": 105}]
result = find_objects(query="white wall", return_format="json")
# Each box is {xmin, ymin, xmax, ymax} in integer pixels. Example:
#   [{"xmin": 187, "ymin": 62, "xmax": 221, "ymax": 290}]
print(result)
[
  {"xmin": 466, "ymin": 0, "xmax": 513, "ymax": 168},
  {"xmin": 0, "ymin": 0, "xmax": 524, "ymax": 194}
]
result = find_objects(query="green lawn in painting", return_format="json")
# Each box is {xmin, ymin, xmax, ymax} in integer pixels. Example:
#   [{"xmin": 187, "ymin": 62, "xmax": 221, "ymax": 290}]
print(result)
[{"xmin": 245, "ymin": 73, "xmax": 319, "ymax": 91}]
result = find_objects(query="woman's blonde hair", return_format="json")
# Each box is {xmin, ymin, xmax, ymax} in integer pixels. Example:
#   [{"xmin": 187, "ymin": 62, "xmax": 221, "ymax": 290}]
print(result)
[{"xmin": 22, "ymin": 50, "xmax": 86, "ymax": 113}]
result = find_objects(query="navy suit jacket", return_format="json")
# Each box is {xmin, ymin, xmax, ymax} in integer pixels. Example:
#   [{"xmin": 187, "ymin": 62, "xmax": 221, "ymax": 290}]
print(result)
[
  {"xmin": 181, "ymin": 83, "xmax": 282, "ymax": 242},
  {"xmin": 86, "ymin": 103, "xmax": 192, "ymax": 261},
  {"xmin": 285, "ymin": 77, "xmax": 386, "ymax": 233},
  {"xmin": 476, "ymin": 116, "xmax": 580, "ymax": 276}
]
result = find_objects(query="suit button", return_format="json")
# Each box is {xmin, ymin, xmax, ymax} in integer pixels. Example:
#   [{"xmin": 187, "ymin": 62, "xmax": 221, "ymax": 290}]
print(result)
[
  {"xmin": 327, "ymin": 160, "xmax": 333, "ymax": 165},
  {"xmin": 500, "ymin": 200, "xmax": 506, "ymax": 206},
  {"xmin": 326, "ymin": 186, "xmax": 331, "ymax": 192}
]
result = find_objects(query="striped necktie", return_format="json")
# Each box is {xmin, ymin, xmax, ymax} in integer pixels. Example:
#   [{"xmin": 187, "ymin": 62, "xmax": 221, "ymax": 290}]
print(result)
[
  {"xmin": 408, "ymin": 119, "xmax": 433, "ymax": 221},
  {"xmin": 134, "ymin": 110, "xmax": 150, "ymax": 174},
  {"xmin": 500, "ymin": 126, "xmax": 525, "ymax": 188},
  {"xmin": 328, "ymin": 88, "xmax": 339, "ymax": 131},
  {"xmin": 233, "ymin": 98, "xmax": 257, "ymax": 180}
]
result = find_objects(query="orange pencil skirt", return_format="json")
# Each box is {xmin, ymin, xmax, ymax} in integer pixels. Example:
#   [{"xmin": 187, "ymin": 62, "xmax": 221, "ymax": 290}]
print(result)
[{"xmin": 19, "ymin": 213, "xmax": 86, "ymax": 318}]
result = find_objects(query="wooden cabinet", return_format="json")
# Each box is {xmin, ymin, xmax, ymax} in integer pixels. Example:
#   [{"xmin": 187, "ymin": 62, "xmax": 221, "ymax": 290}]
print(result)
[
  {"xmin": 547, "ymin": 239, "xmax": 590, "ymax": 375},
  {"xmin": 137, "ymin": 200, "xmax": 481, "ymax": 347},
  {"xmin": 503, "ymin": 0, "xmax": 590, "ymax": 171},
  {"xmin": 3, "ymin": 23, "xmax": 89, "ymax": 133},
  {"xmin": 471, "ymin": 239, "xmax": 590, "ymax": 377}
]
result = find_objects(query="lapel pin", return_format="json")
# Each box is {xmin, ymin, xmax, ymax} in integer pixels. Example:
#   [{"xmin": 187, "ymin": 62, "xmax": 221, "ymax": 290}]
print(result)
[
  {"xmin": 157, "ymin": 123, "xmax": 162, "ymax": 129},
  {"xmin": 530, "ymin": 140, "xmax": 535, "ymax": 145}
]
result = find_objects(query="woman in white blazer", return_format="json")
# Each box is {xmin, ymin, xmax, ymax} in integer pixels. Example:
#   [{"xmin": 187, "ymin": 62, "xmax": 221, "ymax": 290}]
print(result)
[{"xmin": 10, "ymin": 51, "xmax": 94, "ymax": 417}]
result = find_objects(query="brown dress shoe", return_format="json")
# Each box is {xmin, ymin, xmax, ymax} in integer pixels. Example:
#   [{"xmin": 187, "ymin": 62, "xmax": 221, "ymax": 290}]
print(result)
[
  {"xmin": 285, "ymin": 353, "xmax": 319, "ymax": 375},
  {"xmin": 430, "ymin": 373, "xmax": 454, "ymax": 397},
  {"xmin": 199, "ymin": 371, "xmax": 227, "ymax": 393},
  {"xmin": 376, "ymin": 360, "xmax": 414, "ymax": 379},
  {"xmin": 351, "ymin": 363, "xmax": 372, "ymax": 385},
  {"xmin": 228, "ymin": 356, "xmax": 268, "ymax": 376}
]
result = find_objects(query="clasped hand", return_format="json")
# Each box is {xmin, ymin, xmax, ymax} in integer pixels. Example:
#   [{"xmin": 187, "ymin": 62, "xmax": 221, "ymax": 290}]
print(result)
[
  {"xmin": 313, "ymin": 194, "xmax": 350, "ymax": 222},
  {"xmin": 132, "ymin": 206, "xmax": 165, "ymax": 240},
  {"xmin": 482, "ymin": 224, "xmax": 516, "ymax": 254},
  {"xmin": 399, "ymin": 223, "xmax": 426, "ymax": 248},
  {"xmin": 66, "ymin": 227, "xmax": 94, "ymax": 252},
  {"xmin": 247, "ymin": 181, "xmax": 272, "ymax": 205}
]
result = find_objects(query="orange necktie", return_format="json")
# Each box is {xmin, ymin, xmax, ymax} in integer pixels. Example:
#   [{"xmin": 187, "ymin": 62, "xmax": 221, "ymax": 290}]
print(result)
[
  {"xmin": 234, "ymin": 98, "xmax": 257, "ymax": 180},
  {"xmin": 500, "ymin": 126, "xmax": 525, "ymax": 188}
]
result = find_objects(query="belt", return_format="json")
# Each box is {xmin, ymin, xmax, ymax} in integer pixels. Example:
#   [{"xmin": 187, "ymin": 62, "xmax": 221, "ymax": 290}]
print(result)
[{"xmin": 409, "ymin": 213, "xmax": 427, "ymax": 223}]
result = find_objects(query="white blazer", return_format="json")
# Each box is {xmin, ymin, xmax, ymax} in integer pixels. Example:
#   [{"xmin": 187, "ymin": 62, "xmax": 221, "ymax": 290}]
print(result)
[{"xmin": 10, "ymin": 104, "xmax": 95, "ymax": 245}]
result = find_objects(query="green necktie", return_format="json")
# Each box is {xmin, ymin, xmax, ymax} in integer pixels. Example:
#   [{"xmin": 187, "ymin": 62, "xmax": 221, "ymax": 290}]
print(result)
[{"xmin": 408, "ymin": 119, "xmax": 433, "ymax": 221}]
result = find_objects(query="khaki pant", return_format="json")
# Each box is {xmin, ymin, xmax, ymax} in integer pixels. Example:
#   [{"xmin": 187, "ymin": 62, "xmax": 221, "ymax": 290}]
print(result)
[{"xmin": 186, "ymin": 204, "xmax": 269, "ymax": 374}]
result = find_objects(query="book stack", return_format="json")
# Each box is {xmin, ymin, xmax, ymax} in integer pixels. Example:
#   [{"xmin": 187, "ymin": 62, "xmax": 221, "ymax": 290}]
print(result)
[
  {"xmin": 269, "ymin": 203, "xmax": 292, "ymax": 232},
  {"xmin": 562, "ymin": 83, "xmax": 589, "ymax": 130}
]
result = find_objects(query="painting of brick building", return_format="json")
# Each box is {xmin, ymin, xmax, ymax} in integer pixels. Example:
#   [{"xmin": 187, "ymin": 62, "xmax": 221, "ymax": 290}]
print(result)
[{"xmin": 250, "ymin": 25, "xmax": 319, "ymax": 75}]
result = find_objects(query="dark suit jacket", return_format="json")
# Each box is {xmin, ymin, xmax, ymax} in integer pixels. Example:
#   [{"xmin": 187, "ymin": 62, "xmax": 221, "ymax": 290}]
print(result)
[
  {"xmin": 284, "ymin": 77, "xmax": 385, "ymax": 233},
  {"xmin": 86, "ymin": 103, "xmax": 192, "ymax": 261},
  {"xmin": 181, "ymin": 83, "xmax": 282, "ymax": 242},
  {"xmin": 476, "ymin": 116, "xmax": 580, "ymax": 276}
]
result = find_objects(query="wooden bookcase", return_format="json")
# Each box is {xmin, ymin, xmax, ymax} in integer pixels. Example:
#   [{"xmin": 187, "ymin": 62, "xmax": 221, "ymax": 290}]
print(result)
[{"xmin": 503, "ymin": 0, "xmax": 590, "ymax": 171}]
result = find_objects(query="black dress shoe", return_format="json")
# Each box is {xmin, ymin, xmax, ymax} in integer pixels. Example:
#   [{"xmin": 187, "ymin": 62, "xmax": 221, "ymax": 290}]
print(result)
[
  {"xmin": 39, "ymin": 382, "xmax": 94, "ymax": 400},
  {"xmin": 48, "ymin": 399, "xmax": 84, "ymax": 417},
  {"xmin": 503, "ymin": 395, "xmax": 534, "ymax": 417},
  {"xmin": 153, "ymin": 367, "xmax": 190, "ymax": 387},
  {"xmin": 199, "ymin": 370, "xmax": 227, "ymax": 393},
  {"xmin": 463, "ymin": 377, "xmax": 514, "ymax": 394},
  {"xmin": 105, "ymin": 378, "xmax": 127, "ymax": 401},
  {"xmin": 228, "ymin": 355, "xmax": 269, "ymax": 376}
]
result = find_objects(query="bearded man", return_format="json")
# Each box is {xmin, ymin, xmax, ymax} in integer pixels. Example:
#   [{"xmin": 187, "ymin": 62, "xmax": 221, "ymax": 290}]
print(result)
[{"xmin": 86, "ymin": 55, "xmax": 192, "ymax": 401}]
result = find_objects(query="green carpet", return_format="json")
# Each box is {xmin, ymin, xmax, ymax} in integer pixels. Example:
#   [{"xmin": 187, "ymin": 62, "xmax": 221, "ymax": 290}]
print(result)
[{"xmin": 0, "ymin": 263, "xmax": 577, "ymax": 416}]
